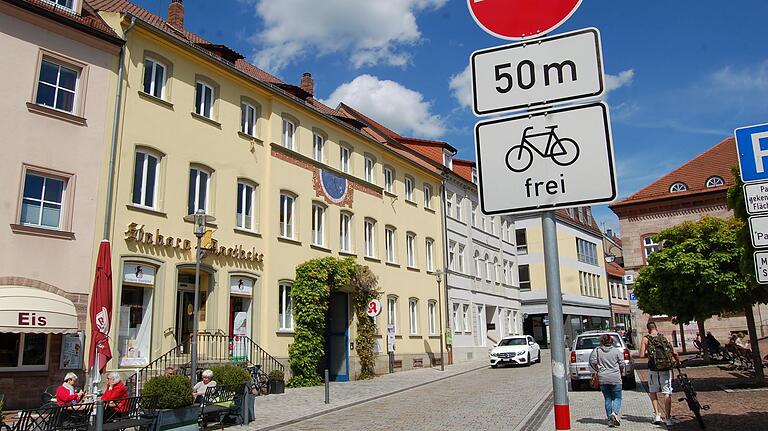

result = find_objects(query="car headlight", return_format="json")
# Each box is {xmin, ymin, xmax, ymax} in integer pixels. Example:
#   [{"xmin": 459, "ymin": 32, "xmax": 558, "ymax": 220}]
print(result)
[
  {"xmin": 517, "ymin": 351, "xmax": 527, "ymax": 356},
  {"xmin": 490, "ymin": 352, "xmax": 498, "ymax": 357}
]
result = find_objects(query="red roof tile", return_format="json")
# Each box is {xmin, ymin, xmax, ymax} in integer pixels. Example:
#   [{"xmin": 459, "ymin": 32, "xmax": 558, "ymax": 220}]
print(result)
[
  {"xmin": 611, "ymin": 137, "xmax": 736, "ymax": 207},
  {"xmin": 453, "ymin": 159, "xmax": 475, "ymax": 183},
  {"xmin": 606, "ymin": 261, "xmax": 625, "ymax": 277},
  {"xmin": 555, "ymin": 207, "xmax": 602, "ymax": 236},
  {"xmin": 7, "ymin": 0, "xmax": 121, "ymax": 41}
]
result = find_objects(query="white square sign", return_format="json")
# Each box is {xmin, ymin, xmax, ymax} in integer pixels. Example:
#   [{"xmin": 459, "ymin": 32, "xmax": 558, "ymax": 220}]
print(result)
[
  {"xmin": 744, "ymin": 181, "xmax": 768, "ymax": 215},
  {"xmin": 754, "ymin": 251, "xmax": 768, "ymax": 284},
  {"xmin": 475, "ymin": 102, "xmax": 617, "ymax": 214}
]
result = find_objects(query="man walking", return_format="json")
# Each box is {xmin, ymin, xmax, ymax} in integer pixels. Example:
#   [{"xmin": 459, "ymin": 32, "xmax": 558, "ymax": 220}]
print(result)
[{"xmin": 639, "ymin": 322, "xmax": 680, "ymax": 426}]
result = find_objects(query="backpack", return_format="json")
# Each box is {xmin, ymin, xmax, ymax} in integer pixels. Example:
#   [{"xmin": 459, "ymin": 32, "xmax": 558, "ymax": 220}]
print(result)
[{"xmin": 646, "ymin": 334, "xmax": 675, "ymax": 371}]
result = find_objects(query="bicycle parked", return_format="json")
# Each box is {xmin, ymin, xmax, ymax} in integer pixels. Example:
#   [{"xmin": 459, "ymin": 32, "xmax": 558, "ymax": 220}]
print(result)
[
  {"xmin": 246, "ymin": 364, "xmax": 269, "ymax": 396},
  {"xmin": 676, "ymin": 366, "xmax": 709, "ymax": 429}
]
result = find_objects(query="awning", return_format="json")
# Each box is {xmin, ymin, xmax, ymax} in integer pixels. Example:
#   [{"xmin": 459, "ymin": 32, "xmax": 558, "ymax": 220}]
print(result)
[{"xmin": 0, "ymin": 286, "xmax": 79, "ymax": 334}]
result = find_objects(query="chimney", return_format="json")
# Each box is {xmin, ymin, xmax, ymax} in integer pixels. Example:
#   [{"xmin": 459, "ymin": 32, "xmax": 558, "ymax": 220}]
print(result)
[
  {"xmin": 300, "ymin": 72, "xmax": 314, "ymax": 97},
  {"xmin": 168, "ymin": 0, "xmax": 184, "ymax": 31},
  {"xmin": 606, "ymin": 229, "xmax": 613, "ymax": 238}
]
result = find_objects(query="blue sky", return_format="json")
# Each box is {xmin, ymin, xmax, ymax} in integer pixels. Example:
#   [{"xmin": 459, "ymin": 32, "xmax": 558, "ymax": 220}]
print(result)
[{"xmin": 133, "ymin": 0, "xmax": 768, "ymax": 234}]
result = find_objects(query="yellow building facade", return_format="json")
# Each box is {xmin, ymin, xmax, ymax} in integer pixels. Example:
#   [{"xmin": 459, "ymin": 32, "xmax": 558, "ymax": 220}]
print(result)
[{"xmin": 96, "ymin": 3, "xmax": 445, "ymax": 381}]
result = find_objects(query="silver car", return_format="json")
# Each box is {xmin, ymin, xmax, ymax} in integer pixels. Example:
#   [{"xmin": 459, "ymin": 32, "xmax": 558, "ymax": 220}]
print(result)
[{"xmin": 569, "ymin": 330, "xmax": 636, "ymax": 390}]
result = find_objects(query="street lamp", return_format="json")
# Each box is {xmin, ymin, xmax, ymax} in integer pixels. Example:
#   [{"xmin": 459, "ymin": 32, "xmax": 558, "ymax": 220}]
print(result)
[
  {"xmin": 434, "ymin": 269, "xmax": 445, "ymax": 371},
  {"xmin": 183, "ymin": 209, "xmax": 215, "ymax": 385}
]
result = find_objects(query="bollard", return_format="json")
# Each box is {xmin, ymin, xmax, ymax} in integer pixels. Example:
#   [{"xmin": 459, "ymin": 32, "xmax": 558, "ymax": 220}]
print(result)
[
  {"xmin": 94, "ymin": 397, "xmax": 104, "ymax": 431},
  {"xmin": 324, "ymin": 369, "xmax": 330, "ymax": 404}
]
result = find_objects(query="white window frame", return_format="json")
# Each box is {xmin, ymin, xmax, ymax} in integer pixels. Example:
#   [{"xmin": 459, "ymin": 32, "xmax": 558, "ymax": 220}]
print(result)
[
  {"xmin": 132, "ymin": 150, "xmax": 160, "ymax": 209},
  {"xmin": 448, "ymin": 241, "xmax": 456, "ymax": 271},
  {"xmin": 236, "ymin": 180, "xmax": 256, "ymax": 231},
  {"xmin": 485, "ymin": 255, "xmax": 492, "ymax": 282},
  {"xmin": 516, "ymin": 228, "xmax": 528, "ymax": 254},
  {"xmin": 404, "ymin": 176, "xmax": 414, "ymax": 201},
  {"xmin": 644, "ymin": 236, "xmax": 660, "ymax": 259},
  {"xmin": 425, "ymin": 238, "xmax": 434, "ymax": 272},
  {"xmin": 519, "ymin": 264, "xmax": 531, "ymax": 290},
  {"xmin": 241, "ymin": 102, "xmax": 257, "ymax": 136},
  {"xmin": 340, "ymin": 145, "xmax": 351, "ymax": 173},
  {"xmin": 364, "ymin": 219, "xmax": 376, "ymax": 258},
  {"xmin": 385, "ymin": 226, "xmax": 396, "ymax": 263},
  {"xmin": 474, "ymin": 251, "xmax": 482, "ymax": 278},
  {"xmin": 446, "ymin": 192, "xmax": 454, "ymax": 219},
  {"xmin": 423, "ymin": 184, "xmax": 433, "ymax": 209},
  {"xmin": 364, "ymin": 156, "xmax": 375, "ymax": 183},
  {"xmin": 383, "ymin": 167, "xmax": 394, "ymax": 193},
  {"xmin": 406, "ymin": 232, "xmax": 416, "ymax": 268},
  {"xmin": 669, "ymin": 182, "xmax": 688, "ymax": 192},
  {"xmin": 428, "ymin": 301, "xmax": 437, "ymax": 335},
  {"xmin": 188, "ymin": 166, "xmax": 210, "ymax": 214},
  {"xmin": 457, "ymin": 245, "xmax": 465, "ymax": 273},
  {"xmin": 471, "ymin": 203, "xmax": 477, "ymax": 227},
  {"xmin": 43, "ymin": 0, "xmax": 75, "ymax": 11},
  {"xmin": 311, "ymin": 203, "xmax": 325, "ymax": 246},
  {"xmin": 706, "ymin": 176, "xmax": 725, "ymax": 188},
  {"xmin": 195, "ymin": 80, "xmax": 214, "ymax": 119},
  {"xmin": 453, "ymin": 303, "xmax": 462, "ymax": 333},
  {"xmin": 312, "ymin": 133, "xmax": 325, "ymax": 162},
  {"xmin": 279, "ymin": 192, "xmax": 295, "ymax": 239},
  {"xmin": 0, "ymin": 333, "xmax": 50, "ymax": 371},
  {"xmin": 278, "ymin": 283, "xmax": 293, "ymax": 331},
  {"xmin": 36, "ymin": 58, "xmax": 79, "ymax": 114},
  {"xmin": 282, "ymin": 118, "xmax": 296, "ymax": 150},
  {"xmin": 143, "ymin": 58, "xmax": 166, "ymax": 99},
  {"xmin": 462, "ymin": 304, "xmax": 471, "ymax": 334},
  {"xmin": 409, "ymin": 298, "xmax": 419, "ymax": 335},
  {"xmin": 387, "ymin": 296, "xmax": 398, "ymax": 333},
  {"xmin": 340, "ymin": 212, "xmax": 352, "ymax": 252}
]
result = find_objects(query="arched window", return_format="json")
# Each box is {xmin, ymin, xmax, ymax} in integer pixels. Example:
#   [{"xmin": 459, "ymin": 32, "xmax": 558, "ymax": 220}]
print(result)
[
  {"xmin": 669, "ymin": 182, "xmax": 688, "ymax": 192},
  {"xmin": 705, "ymin": 176, "xmax": 724, "ymax": 188},
  {"xmin": 474, "ymin": 251, "xmax": 482, "ymax": 278}
]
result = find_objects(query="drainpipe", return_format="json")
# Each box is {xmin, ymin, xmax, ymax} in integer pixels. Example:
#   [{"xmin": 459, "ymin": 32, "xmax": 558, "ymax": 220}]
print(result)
[
  {"xmin": 102, "ymin": 16, "xmax": 136, "ymax": 240},
  {"xmin": 439, "ymin": 171, "xmax": 450, "ymax": 363}
]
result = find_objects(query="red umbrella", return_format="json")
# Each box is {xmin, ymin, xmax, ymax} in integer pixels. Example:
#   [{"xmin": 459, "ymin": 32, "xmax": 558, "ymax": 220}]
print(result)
[{"xmin": 89, "ymin": 240, "xmax": 113, "ymax": 374}]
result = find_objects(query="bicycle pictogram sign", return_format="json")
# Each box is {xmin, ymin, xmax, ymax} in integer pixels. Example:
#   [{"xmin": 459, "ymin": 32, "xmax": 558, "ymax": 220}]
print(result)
[{"xmin": 505, "ymin": 125, "xmax": 580, "ymax": 172}]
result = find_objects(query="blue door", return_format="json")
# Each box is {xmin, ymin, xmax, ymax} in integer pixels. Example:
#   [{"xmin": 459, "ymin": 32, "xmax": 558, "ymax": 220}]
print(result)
[{"xmin": 327, "ymin": 292, "xmax": 349, "ymax": 381}]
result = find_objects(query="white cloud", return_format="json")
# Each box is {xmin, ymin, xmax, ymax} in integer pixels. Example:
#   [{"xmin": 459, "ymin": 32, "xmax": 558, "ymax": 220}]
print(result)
[
  {"xmin": 322, "ymin": 75, "xmax": 446, "ymax": 139},
  {"xmin": 240, "ymin": 0, "xmax": 447, "ymax": 73},
  {"xmin": 449, "ymin": 64, "xmax": 472, "ymax": 109},
  {"xmin": 605, "ymin": 69, "xmax": 635, "ymax": 93},
  {"xmin": 711, "ymin": 60, "xmax": 768, "ymax": 91}
]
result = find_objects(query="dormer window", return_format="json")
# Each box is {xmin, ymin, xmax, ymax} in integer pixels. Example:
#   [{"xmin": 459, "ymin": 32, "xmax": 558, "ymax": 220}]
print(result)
[
  {"xmin": 45, "ymin": 0, "xmax": 75, "ymax": 11},
  {"xmin": 669, "ymin": 182, "xmax": 688, "ymax": 193},
  {"xmin": 705, "ymin": 176, "xmax": 724, "ymax": 188},
  {"xmin": 443, "ymin": 151, "xmax": 453, "ymax": 169}
]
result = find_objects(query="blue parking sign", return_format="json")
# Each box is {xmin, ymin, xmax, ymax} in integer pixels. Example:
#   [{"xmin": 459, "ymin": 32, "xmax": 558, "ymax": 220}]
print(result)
[{"xmin": 736, "ymin": 123, "xmax": 768, "ymax": 183}]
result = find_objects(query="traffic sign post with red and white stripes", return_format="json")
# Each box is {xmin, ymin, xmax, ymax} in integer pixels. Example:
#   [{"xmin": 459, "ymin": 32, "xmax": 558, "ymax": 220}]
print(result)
[{"xmin": 466, "ymin": 2, "xmax": 616, "ymax": 430}]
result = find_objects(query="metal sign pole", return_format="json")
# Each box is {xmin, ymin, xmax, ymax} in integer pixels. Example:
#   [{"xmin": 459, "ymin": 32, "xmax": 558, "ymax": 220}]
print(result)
[{"xmin": 542, "ymin": 210, "xmax": 570, "ymax": 430}]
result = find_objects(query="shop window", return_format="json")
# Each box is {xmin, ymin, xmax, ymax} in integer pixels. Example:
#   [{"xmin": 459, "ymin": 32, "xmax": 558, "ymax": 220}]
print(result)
[{"xmin": 0, "ymin": 333, "xmax": 48, "ymax": 371}]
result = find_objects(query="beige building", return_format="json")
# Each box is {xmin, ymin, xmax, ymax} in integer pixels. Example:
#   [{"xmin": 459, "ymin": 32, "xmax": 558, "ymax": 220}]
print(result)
[
  {"xmin": 610, "ymin": 137, "xmax": 768, "ymax": 348},
  {"xmin": 516, "ymin": 208, "xmax": 611, "ymax": 347},
  {"xmin": 91, "ymin": 0, "xmax": 446, "ymax": 382},
  {"xmin": 0, "ymin": 0, "xmax": 122, "ymax": 408}
]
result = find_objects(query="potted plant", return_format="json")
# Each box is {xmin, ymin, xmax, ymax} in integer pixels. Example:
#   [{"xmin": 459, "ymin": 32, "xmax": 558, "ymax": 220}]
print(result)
[
  {"xmin": 268, "ymin": 370, "xmax": 285, "ymax": 394},
  {"xmin": 142, "ymin": 375, "xmax": 197, "ymax": 431},
  {"xmin": 210, "ymin": 365, "xmax": 253, "ymax": 424}
]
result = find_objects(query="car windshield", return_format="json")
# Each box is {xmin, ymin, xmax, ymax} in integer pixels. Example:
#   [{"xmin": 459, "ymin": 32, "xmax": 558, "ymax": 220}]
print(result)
[
  {"xmin": 498, "ymin": 338, "xmax": 527, "ymax": 346},
  {"xmin": 575, "ymin": 335, "xmax": 621, "ymax": 350}
]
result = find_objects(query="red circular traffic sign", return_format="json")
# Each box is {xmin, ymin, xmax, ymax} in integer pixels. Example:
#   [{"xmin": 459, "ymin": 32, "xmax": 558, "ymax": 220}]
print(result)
[{"xmin": 467, "ymin": 0, "xmax": 583, "ymax": 40}]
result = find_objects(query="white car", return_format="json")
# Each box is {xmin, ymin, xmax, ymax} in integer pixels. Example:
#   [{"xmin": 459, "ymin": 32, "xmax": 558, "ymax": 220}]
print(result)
[{"xmin": 490, "ymin": 335, "xmax": 541, "ymax": 368}]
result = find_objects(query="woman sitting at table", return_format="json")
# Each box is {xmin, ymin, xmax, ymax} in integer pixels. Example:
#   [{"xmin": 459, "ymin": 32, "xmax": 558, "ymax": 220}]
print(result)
[
  {"xmin": 56, "ymin": 373, "xmax": 84, "ymax": 405},
  {"xmin": 102, "ymin": 372, "xmax": 129, "ymax": 414}
]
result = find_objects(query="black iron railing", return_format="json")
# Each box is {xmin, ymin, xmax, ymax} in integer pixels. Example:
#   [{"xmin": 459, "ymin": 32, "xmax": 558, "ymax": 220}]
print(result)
[{"xmin": 125, "ymin": 334, "xmax": 284, "ymax": 395}]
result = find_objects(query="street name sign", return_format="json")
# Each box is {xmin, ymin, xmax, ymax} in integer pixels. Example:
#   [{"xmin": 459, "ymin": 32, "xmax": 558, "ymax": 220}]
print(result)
[
  {"xmin": 475, "ymin": 101, "xmax": 617, "ymax": 214},
  {"xmin": 471, "ymin": 28, "xmax": 605, "ymax": 115},
  {"xmin": 744, "ymin": 181, "xmax": 768, "ymax": 215},
  {"xmin": 736, "ymin": 122, "xmax": 768, "ymax": 183},
  {"xmin": 467, "ymin": 0, "xmax": 583, "ymax": 40},
  {"xmin": 754, "ymin": 251, "xmax": 768, "ymax": 284},
  {"xmin": 749, "ymin": 215, "xmax": 768, "ymax": 248}
]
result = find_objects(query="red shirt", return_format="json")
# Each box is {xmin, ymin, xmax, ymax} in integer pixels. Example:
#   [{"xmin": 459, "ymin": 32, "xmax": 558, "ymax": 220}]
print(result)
[
  {"xmin": 102, "ymin": 381, "xmax": 129, "ymax": 412},
  {"xmin": 55, "ymin": 385, "xmax": 82, "ymax": 405}
]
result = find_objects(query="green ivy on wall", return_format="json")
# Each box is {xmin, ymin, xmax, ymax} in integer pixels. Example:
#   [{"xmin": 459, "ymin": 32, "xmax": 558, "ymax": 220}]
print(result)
[{"xmin": 287, "ymin": 257, "xmax": 380, "ymax": 387}]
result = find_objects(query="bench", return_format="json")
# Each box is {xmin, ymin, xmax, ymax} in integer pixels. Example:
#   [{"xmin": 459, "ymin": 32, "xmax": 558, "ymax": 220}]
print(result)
[
  {"xmin": 2, "ymin": 402, "xmax": 94, "ymax": 431},
  {"xmin": 199, "ymin": 384, "xmax": 245, "ymax": 429},
  {"xmin": 102, "ymin": 396, "xmax": 155, "ymax": 431}
]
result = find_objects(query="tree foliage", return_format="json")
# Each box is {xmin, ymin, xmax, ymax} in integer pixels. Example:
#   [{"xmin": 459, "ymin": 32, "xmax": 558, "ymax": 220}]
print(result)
[
  {"xmin": 287, "ymin": 257, "xmax": 380, "ymax": 387},
  {"xmin": 633, "ymin": 216, "xmax": 745, "ymax": 323}
]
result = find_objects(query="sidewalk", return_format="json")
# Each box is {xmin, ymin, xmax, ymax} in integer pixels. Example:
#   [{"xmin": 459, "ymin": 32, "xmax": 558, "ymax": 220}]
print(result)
[
  {"xmin": 235, "ymin": 359, "xmax": 488, "ymax": 430},
  {"xmin": 531, "ymin": 378, "xmax": 665, "ymax": 431}
]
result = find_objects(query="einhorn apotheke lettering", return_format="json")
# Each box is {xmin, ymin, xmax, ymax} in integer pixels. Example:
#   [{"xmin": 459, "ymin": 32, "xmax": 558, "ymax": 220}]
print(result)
[{"xmin": 124, "ymin": 223, "xmax": 264, "ymax": 264}]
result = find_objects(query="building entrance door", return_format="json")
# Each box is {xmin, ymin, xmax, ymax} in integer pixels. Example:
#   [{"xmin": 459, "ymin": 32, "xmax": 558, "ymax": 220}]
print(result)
[
  {"xmin": 175, "ymin": 289, "xmax": 207, "ymax": 353},
  {"xmin": 326, "ymin": 292, "xmax": 349, "ymax": 381}
]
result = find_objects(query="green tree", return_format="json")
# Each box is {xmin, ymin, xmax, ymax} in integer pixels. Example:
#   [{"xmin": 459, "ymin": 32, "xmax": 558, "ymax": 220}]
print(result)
[
  {"xmin": 633, "ymin": 216, "xmax": 745, "ymax": 360},
  {"xmin": 727, "ymin": 167, "xmax": 768, "ymax": 383}
]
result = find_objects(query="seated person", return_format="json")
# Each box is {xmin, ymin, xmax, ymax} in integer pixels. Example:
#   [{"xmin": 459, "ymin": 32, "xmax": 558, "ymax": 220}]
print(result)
[
  {"xmin": 736, "ymin": 333, "xmax": 752, "ymax": 351},
  {"xmin": 164, "ymin": 367, "xmax": 176, "ymax": 376},
  {"xmin": 705, "ymin": 332, "xmax": 722, "ymax": 355},
  {"xmin": 102, "ymin": 372, "xmax": 129, "ymax": 414},
  {"xmin": 192, "ymin": 369, "xmax": 217, "ymax": 403},
  {"xmin": 56, "ymin": 373, "xmax": 84, "ymax": 405}
]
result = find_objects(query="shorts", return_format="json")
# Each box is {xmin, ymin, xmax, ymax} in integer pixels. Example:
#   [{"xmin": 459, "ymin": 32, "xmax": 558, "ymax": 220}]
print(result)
[{"xmin": 647, "ymin": 370, "xmax": 673, "ymax": 394}]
